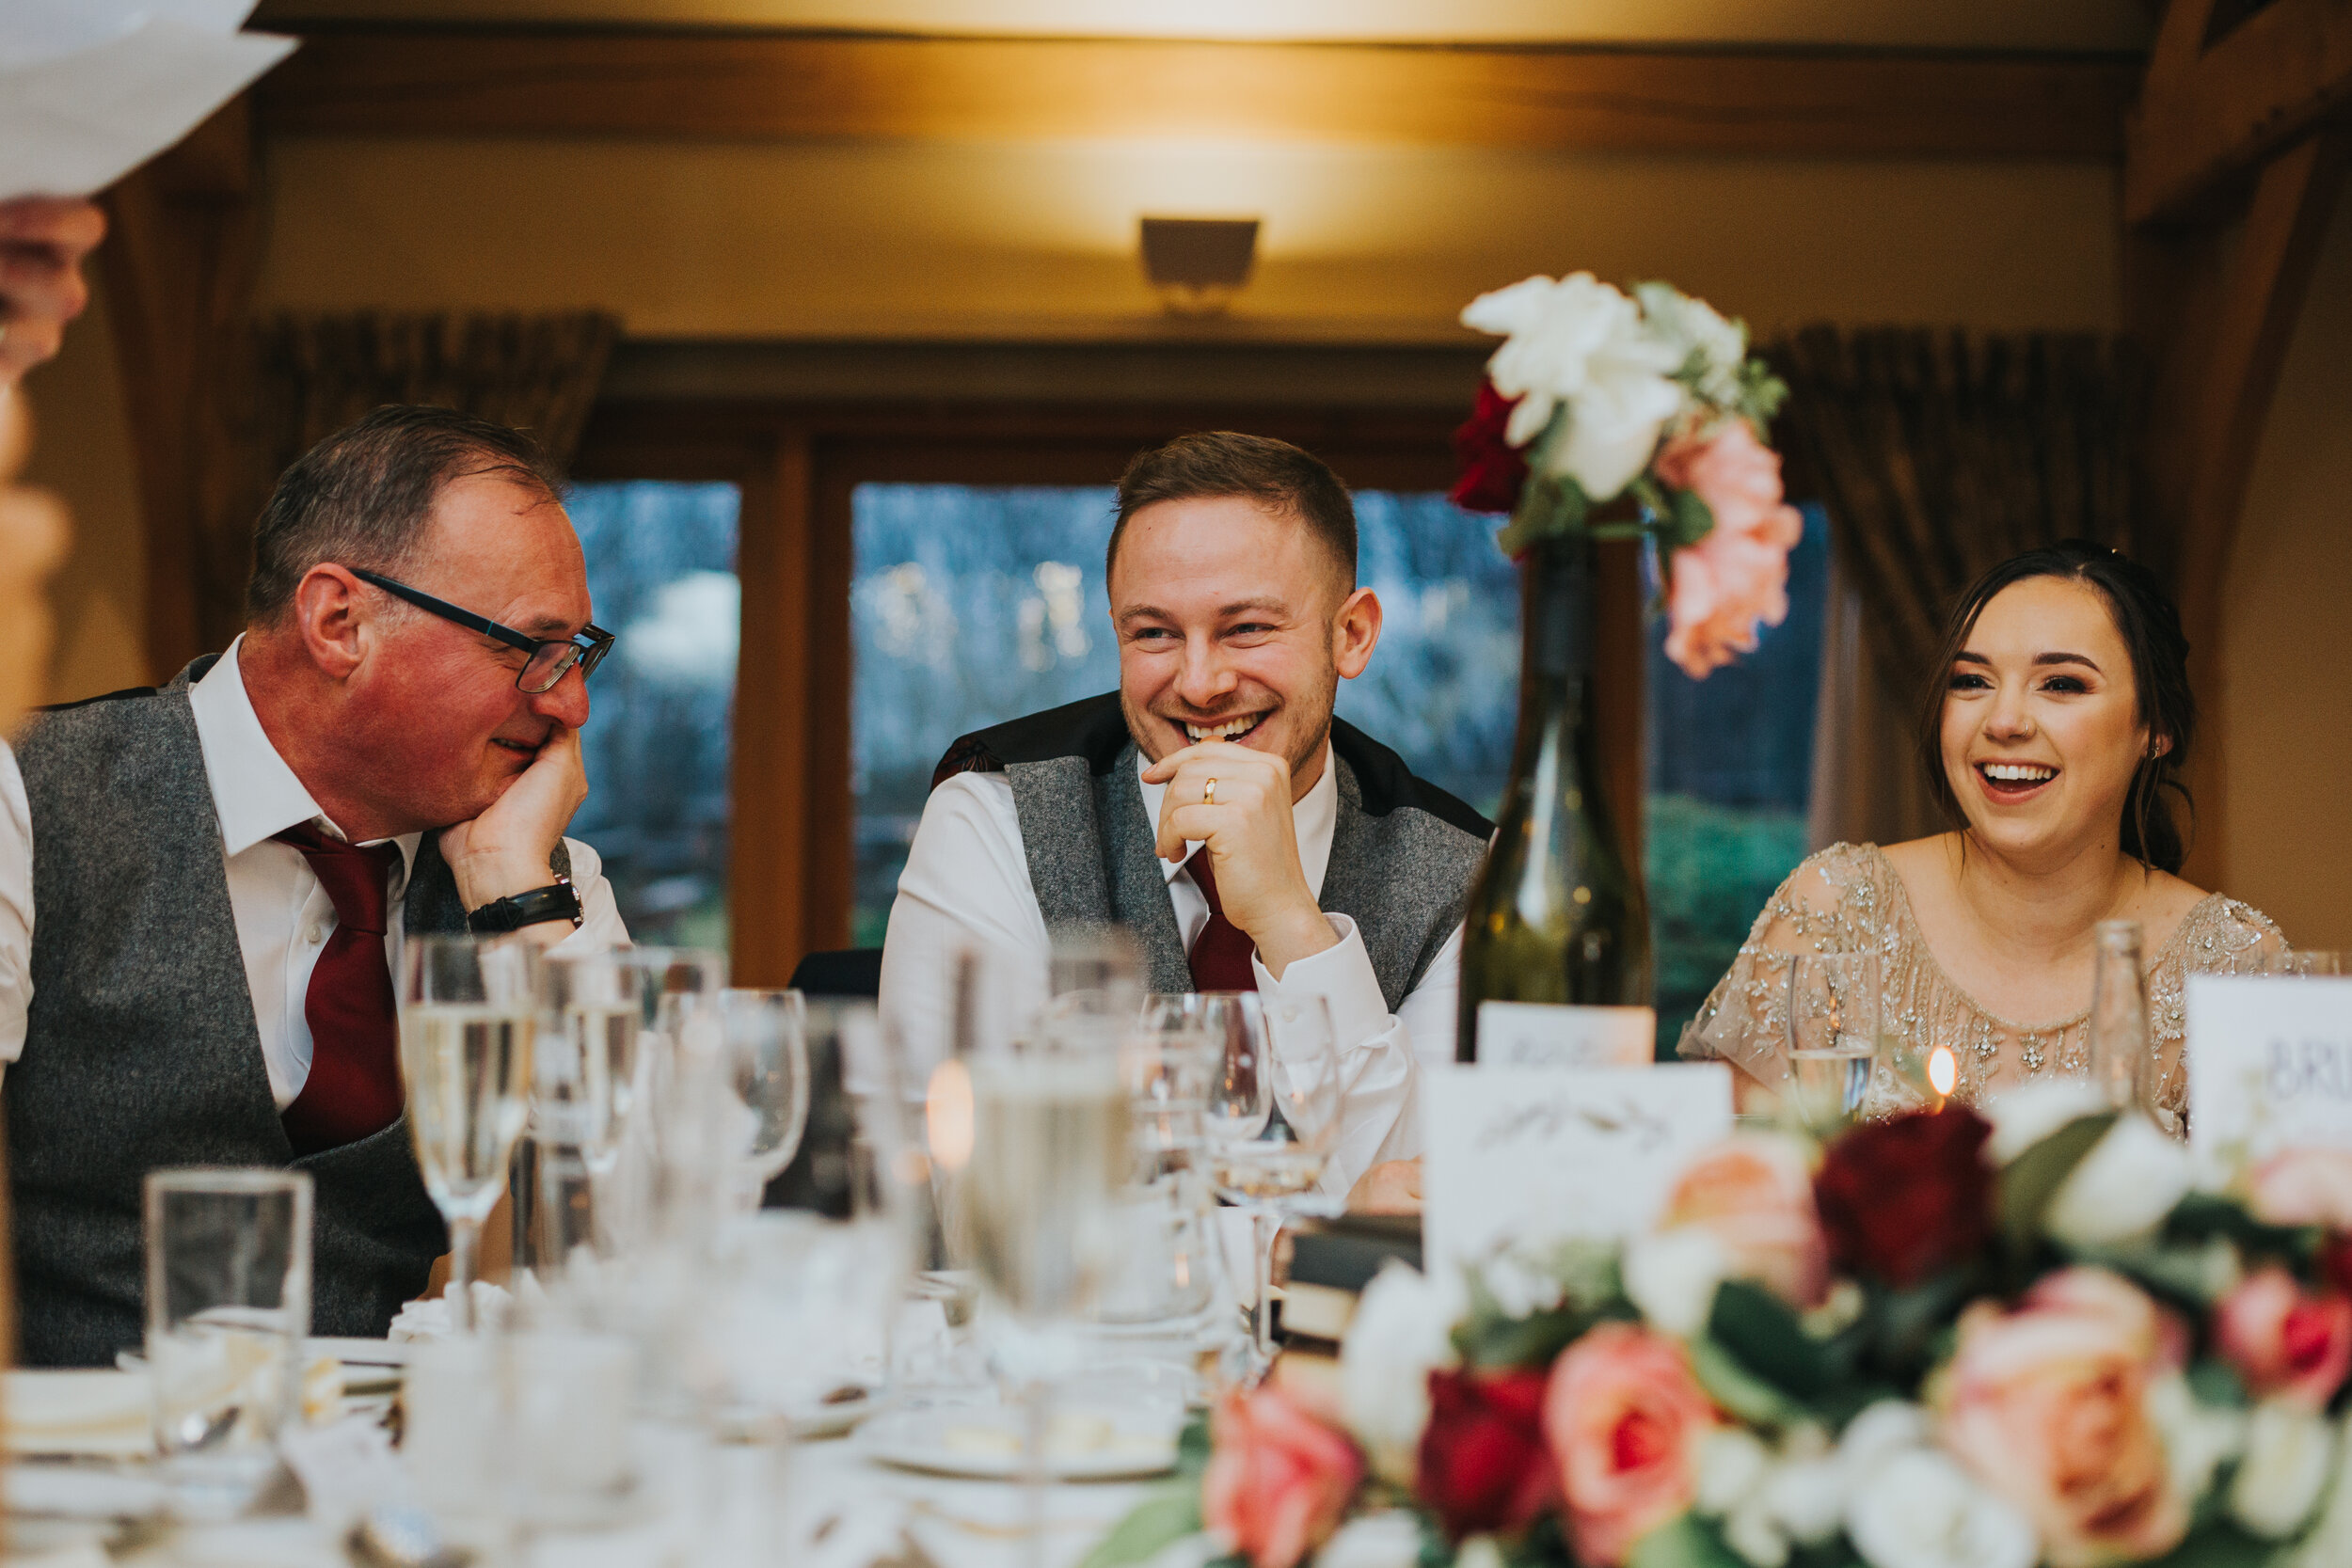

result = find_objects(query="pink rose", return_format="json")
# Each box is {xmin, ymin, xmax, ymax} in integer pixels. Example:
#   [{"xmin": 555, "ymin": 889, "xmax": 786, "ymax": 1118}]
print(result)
[
  {"xmin": 1653, "ymin": 420, "xmax": 1805, "ymax": 680},
  {"xmin": 2216, "ymin": 1265, "xmax": 2352, "ymax": 1411},
  {"xmin": 1937, "ymin": 1267, "xmax": 2189, "ymax": 1567},
  {"xmin": 1201, "ymin": 1384, "xmax": 1364, "ymax": 1568},
  {"xmin": 1544, "ymin": 1323, "xmax": 1716, "ymax": 1566},
  {"xmin": 2246, "ymin": 1148, "xmax": 2352, "ymax": 1229},
  {"xmin": 1662, "ymin": 1134, "xmax": 1830, "ymax": 1309}
]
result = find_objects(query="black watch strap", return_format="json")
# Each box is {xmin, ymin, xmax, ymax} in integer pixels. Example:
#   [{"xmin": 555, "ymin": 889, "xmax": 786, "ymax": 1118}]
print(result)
[{"xmin": 466, "ymin": 875, "xmax": 583, "ymax": 934}]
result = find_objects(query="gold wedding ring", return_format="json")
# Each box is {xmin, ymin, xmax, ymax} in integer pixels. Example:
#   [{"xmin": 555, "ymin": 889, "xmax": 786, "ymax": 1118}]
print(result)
[{"xmin": 1202, "ymin": 777, "xmax": 1217, "ymax": 806}]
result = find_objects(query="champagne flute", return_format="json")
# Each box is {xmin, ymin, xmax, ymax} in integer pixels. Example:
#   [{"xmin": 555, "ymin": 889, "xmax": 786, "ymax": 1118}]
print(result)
[
  {"xmin": 402, "ymin": 935, "xmax": 541, "ymax": 1333},
  {"xmin": 963, "ymin": 991, "xmax": 1132, "ymax": 1565},
  {"xmin": 717, "ymin": 988, "xmax": 813, "ymax": 1211},
  {"xmin": 1785, "ymin": 953, "xmax": 1882, "ymax": 1135}
]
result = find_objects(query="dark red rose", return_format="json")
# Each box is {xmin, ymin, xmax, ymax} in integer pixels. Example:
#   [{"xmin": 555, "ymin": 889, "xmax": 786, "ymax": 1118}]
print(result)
[
  {"xmin": 1451, "ymin": 381, "xmax": 1529, "ymax": 515},
  {"xmin": 2326, "ymin": 1233, "xmax": 2352, "ymax": 1296},
  {"xmin": 1417, "ymin": 1366, "xmax": 1557, "ymax": 1542},
  {"xmin": 1813, "ymin": 1108, "xmax": 1995, "ymax": 1288}
]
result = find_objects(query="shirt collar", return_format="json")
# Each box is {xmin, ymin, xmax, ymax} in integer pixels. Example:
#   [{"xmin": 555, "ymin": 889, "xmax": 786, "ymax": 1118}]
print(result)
[
  {"xmin": 1134, "ymin": 740, "xmax": 1340, "ymax": 899},
  {"xmin": 188, "ymin": 636, "xmax": 422, "ymax": 883}
]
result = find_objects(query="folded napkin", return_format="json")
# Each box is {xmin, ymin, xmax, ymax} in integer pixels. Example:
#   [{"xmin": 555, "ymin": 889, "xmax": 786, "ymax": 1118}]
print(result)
[{"xmin": 4, "ymin": 1369, "xmax": 152, "ymax": 1460}]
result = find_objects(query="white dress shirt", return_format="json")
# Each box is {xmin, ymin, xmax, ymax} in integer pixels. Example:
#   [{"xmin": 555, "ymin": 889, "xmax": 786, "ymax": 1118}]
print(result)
[
  {"xmin": 878, "ymin": 744, "xmax": 1463, "ymax": 1196},
  {"xmin": 0, "ymin": 637, "xmax": 628, "ymax": 1104}
]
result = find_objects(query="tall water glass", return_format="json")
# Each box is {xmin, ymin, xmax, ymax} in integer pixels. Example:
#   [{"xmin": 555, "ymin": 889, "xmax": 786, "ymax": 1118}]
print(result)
[
  {"xmin": 527, "ymin": 951, "xmax": 650, "ymax": 1273},
  {"xmin": 402, "ymin": 935, "xmax": 540, "ymax": 1332},
  {"xmin": 146, "ymin": 1168, "xmax": 312, "ymax": 1517},
  {"xmin": 2088, "ymin": 920, "xmax": 2153, "ymax": 1116},
  {"xmin": 718, "ymin": 988, "xmax": 812, "ymax": 1210},
  {"xmin": 1785, "ymin": 953, "xmax": 1882, "ymax": 1133}
]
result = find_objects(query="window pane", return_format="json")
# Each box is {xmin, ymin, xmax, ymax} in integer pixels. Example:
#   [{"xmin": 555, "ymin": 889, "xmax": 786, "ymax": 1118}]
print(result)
[
  {"xmin": 1645, "ymin": 503, "xmax": 1833, "ymax": 1053},
  {"xmin": 850, "ymin": 484, "xmax": 1520, "ymax": 945},
  {"xmin": 567, "ymin": 481, "xmax": 741, "ymax": 953}
]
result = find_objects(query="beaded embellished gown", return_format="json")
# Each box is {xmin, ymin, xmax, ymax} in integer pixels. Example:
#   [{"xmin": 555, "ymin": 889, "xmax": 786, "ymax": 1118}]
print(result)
[{"xmin": 1677, "ymin": 842, "xmax": 2286, "ymax": 1132}]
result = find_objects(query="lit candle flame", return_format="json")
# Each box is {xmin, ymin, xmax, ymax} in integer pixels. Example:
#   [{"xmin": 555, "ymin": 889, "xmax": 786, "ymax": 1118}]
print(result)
[
  {"xmin": 927, "ymin": 1058, "xmax": 974, "ymax": 1172},
  {"xmin": 1929, "ymin": 1045, "xmax": 1958, "ymax": 1098}
]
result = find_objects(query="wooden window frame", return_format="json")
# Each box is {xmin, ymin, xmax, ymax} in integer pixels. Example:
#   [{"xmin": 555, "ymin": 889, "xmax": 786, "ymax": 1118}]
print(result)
[{"xmin": 573, "ymin": 398, "xmax": 1643, "ymax": 982}]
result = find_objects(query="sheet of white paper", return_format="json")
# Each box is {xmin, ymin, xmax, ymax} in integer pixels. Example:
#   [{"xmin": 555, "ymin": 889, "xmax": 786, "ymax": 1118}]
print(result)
[
  {"xmin": 0, "ymin": 17, "xmax": 294, "ymax": 201},
  {"xmin": 1422, "ymin": 1062, "xmax": 1733, "ymax": 1286},
  {"xmin": 0, "ymin": 1, "xmax": 259, "ymax": 71},
  {"xmin": 1475, "ymin": 1001, "xmax": 1655, "ymax": 1068},
  {"xmin": 2188, "ymin": 974, "xmax": 2352, "ymax": 1178}
]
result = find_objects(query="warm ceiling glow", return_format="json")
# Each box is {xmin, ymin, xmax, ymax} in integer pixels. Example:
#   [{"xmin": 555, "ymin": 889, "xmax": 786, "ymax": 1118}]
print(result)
[{"xmin": 1929, "ymin": 1045, "xmax": 1958, "ymax": 1098}]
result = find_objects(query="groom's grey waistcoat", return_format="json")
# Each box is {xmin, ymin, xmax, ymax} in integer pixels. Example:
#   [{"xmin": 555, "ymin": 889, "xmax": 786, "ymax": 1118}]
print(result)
[
  {"xmin": 931, "ymin": 695, "xmax": 1492, "ymax": 1005},
  {"xmin": 8, "ymin": 657, "xmax": 460, "ymax": 1367}
]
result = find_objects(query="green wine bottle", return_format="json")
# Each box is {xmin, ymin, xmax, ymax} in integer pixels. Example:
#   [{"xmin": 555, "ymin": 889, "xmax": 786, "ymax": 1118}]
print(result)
[{"xmin": 1455, "ymin": 533, "xmax": 1655, "ymax": 1064}]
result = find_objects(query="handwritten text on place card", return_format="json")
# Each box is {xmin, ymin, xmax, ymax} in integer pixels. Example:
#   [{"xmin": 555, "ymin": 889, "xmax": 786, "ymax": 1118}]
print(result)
[
  {"xmin": 1475, "ymin": 1002, "xmax": 1656, "ymax": 1068},
  {"xmin": 2187, "ymin": 974, "xmax": 2352, "ymax": 1176},
  {"xmin": 1422, "ymin": 1064, "xmax": 1733, "ymax": 1287}
]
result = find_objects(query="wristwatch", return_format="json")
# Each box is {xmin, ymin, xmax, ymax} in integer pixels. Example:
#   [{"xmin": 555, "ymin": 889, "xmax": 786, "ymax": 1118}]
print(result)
[{"xmin": 466, "ymin": 875, "xmax": 584, "ymax": 934}]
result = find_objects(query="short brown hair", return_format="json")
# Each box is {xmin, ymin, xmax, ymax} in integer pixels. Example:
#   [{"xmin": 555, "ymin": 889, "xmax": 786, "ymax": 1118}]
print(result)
[
  {"xmin": 247, "ymin": 404, "xmax": 564, "ymax": 624},
  {"xmin": 1106, "ymin": 431, "xmax": 1357, "ymax": 590}
]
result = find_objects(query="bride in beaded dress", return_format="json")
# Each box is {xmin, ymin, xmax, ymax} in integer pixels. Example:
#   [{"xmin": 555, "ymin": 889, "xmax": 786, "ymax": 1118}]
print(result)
[{"xmin": 1680, "ymin": 542, "xmax": 2286, "ymax": 1133}]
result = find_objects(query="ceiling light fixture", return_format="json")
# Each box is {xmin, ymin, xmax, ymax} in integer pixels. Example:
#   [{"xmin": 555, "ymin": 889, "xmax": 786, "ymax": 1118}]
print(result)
[{"xmin": 1137, "ymin": 215, "xmax": 1260, "ymax": 318}]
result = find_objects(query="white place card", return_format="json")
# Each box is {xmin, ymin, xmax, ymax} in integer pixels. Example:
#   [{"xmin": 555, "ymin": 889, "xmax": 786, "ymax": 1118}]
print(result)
[
  {"xmin": 2187, "ymin": 974, "xmax": 2352, "ymax": 1177},
  {"xmin": 1475, "ymin": 1002, "xmax": 1656, "ymax": 1068},
  {"xmin": 1423, "ymin": 1063, "xmax": 1733, "ymax": 1286}
]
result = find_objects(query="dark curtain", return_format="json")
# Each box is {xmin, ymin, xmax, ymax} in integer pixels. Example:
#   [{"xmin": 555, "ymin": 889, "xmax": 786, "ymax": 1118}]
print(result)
[{"xmin": 1764, "ymin": 327, "xmax": 2154, "ymax": 846}]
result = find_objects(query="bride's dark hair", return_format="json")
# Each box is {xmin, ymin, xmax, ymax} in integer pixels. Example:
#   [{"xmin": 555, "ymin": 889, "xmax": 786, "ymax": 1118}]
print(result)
[{"xmin": 1916, "ymin": 540, "xmax": 2195, "ymax": 874}]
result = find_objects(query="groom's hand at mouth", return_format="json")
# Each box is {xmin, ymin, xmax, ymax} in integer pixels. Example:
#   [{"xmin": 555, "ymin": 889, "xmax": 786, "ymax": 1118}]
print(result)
[
  {"xmin": 439, "ymin": 723, "xmax": 588, "ymax": 941},
  {"xmin": 1144, "ymin": 739, "xmax": 1338, "ymax": 979}
]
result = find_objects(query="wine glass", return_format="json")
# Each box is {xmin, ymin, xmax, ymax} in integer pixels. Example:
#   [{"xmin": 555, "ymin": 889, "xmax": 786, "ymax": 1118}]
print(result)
[
  {"xmin": 401, "ymin": 935, "xmax": 541, "ymax": 1333},
  {"xmin": 1784, "ymin": 953, "xmax": 1882, "ymax": 1134},
  {"xmin": 716, "ymin": 988, "xmax": 812, "ymax": 1211},
  {"xmin": 962, "ymin": 993, "xmax": 1132, "ymax": 1562}
]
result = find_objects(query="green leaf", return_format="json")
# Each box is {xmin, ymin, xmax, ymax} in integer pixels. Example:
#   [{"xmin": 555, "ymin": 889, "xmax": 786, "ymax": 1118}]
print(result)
[
  {"xmin": 1496, "ymin": 469, "xmax": 1592, "ymax": 558},
  {"xmin": 1077, "ymin": 1488, "xmax": 1205, "ymax": 1568},
  {"xmin": 2169, "ymin": 1192, "xmax": 2325, "ymax": 1272},
  {"xmin": 2188, "ymin": 1356, "xmax": 2251, "ymax": 1409},
  {"xmin": 1625, "ymin": 1514, "xmax": 1744, "ymax": 1568},
  {"xmin": 1658, "ymin": 487, "xmax": 1716, "ymax": 554},
  {"xmin": 1687, "ymin": 1335, "xmax": 1809, "ymax": 1429},
  {"xmin": 2141, "ymin": 1520, "xmax": 2282, "ymax": 1568},
  {"xmin": 1997, "ymin": 1113, "xmax": 2116, "ymax": 1253},
  {"xmin": 1705, "ymin": 1280, "xmax": 1850, "ymax": 1399},
  {"xmin": 1176, "ymin": 1411, "xmax": 1215, "ymax": 1477}
]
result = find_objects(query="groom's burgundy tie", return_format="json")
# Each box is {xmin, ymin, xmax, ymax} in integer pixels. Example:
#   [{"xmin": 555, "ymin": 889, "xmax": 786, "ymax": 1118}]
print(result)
[
  {"xmin": 1184, "ymin": 852, "xmax": 1260, "ymax": 993},
  {"xmin": 274, "ymin": 824, "xmax": 405, "ymax": 1155}
]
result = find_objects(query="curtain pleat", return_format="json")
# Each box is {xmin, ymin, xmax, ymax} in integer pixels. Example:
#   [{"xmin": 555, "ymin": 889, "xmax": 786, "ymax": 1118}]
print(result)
[{"xmin": 1767, "ymin": 326, "xmax": 2154, "ymax": 847}]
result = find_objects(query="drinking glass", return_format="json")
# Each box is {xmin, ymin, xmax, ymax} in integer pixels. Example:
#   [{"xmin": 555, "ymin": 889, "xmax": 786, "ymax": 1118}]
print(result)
[
  {"xmin": 1784, "ymin": 953, "xmax": 1882, "ymax": 1134},
  {"xmin": 963, "ymin": 993, "xmax": 1132, "ymax": 1562},
  {"xmin": 1101, "ymin": 994, "xmax": 1228, "ymax": 1329},
  {"xmin": 402, "ymin": 935, "xmax": 541, "ymax": 1332},
  {"xmin": 717, "ymin": 988, "xmax": 812, "ymax": 1210},
  {"xmin": 525, "ymin": 951, "xmax": 651, "ymax": 1274},
  {"xmin": 146, "ymin": 1168, "xmax": 312, "ymax": 1517},
  {"xmin": 2088, "ymin": 920, "xmax": 2152, "ymax": 1114}
]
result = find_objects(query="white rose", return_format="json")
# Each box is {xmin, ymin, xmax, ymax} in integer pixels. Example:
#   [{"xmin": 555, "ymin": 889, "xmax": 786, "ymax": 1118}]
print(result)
[
  {"xmin": 1623, "ymin": 1227, "xmax": 1727, "ymax": 1338},
  {"xmin": 2288, "ymin": 1413, "xmax": 2352, "ymax": 1568},
  {"xmin": 1845, "ymin": 1449, "xmax": 2037, "ymax": 1568},
  {"xmin": 1460, "ymin": 272, "xmax": 1683, "ymax": 500},
  {"xmin": 1454, "ymin": 1535, "xmax": 1506, "ymax": 1568},
  {"xmin": 1634, "ymin": 281, "xmax": 1749, "ymax": 405},
  {"xmin": 2145, "ymin": 1371, "xmax": 2244, "ymax": 1501},
  {"xmin": 2232, "ymin": 1400, "xmax": 2339, "ymax": 1539},
  {"xmin": 1337, "ymin": 1262, "xmax": 1461, "ymax": 1485},
  {"xmin": 1980, "ymin": 1079, "xmax": 2110, "ymax": 1164},
  {"xmin": 1836, "ymin": 1401, "xmax": 1931, "ymax": 1480},
  {"xmin": 1696, "ymin": 1427, "xmax": 1773, "ymax": 1516},
  {"xmin": 1763, "ymin": 1458, "xmax": 1846, "ymax": 1547},
  {"xmin": 1476, "ymin": 1248, "xmax": 1565, "ymax": 1320},
  {"xmin": 1724, "ymin": 1495, "xmax": 1791, "ymax": 1568},
  {"xmin": 1536, "ymin": 353, "xmax": 1683, "ymax": 503},
  {"xmin": 1313, "ymin": 1513, "xmax": 1424, "ymax": 1568},
  {"xmin": 2044, "ymin": 1115, "xmax": 2196, "ymax": 1247}
]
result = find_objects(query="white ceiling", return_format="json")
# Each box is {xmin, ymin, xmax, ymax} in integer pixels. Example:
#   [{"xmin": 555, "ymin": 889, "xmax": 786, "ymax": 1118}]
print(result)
[{"xmin": 251, "ymin": 0, "xmax": 2154, "ymax": 52}]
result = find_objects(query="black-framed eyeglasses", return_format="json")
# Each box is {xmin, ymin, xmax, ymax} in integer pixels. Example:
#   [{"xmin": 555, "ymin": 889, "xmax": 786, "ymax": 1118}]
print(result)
[{"xmin": 349, "ymin": 567, "xmax": 613, "ymax": 694}]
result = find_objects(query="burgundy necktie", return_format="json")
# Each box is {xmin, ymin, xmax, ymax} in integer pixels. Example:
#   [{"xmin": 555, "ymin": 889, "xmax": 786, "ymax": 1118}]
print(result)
[
  {"xmin": 1185, "ymin": 852, "xmax": 1260, "ymax": 993},
  {"xmin": 274, "ymin": 824, "xmax": 405, "ymax": 1155}
]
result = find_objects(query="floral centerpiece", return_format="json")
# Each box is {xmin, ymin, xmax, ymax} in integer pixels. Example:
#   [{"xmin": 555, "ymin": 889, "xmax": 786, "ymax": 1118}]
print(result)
[
  {"xmin": 1450, "ymin": 273, "xmax": 1802, "ymax": 680},
  {"xmin": 1087, "ymin": 1090, "xmax": 2352, "ymax": 1568}
]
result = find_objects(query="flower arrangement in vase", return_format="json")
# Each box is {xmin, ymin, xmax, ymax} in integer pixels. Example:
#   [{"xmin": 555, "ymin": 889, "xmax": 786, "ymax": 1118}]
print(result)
[{"xmin": 1086, "ymin": 1093, "xmax": 2352, "ymax": 1568}]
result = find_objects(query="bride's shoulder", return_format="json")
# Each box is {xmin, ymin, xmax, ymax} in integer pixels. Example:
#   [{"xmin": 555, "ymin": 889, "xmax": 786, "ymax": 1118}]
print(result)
[
  {"xmin": 2147, "ymin": 869, "xmax": 2289, "ymax": 966},
  {"xmin": 1753, "ymin": 841, "xmax": 1903, "ymax": 933}
]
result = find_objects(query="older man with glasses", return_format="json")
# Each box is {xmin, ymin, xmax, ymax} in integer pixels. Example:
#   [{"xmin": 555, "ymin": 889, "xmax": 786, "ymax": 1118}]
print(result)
[{"xmin": 0, "ymin": 404, "xmax": 629, "ymax": 1365}]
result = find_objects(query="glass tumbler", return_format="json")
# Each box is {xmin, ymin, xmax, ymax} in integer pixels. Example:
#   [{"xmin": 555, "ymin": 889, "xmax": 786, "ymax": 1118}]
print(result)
[{"xmin": 145, "ymin": 1167, "xmax": 312, "ymax": 1517}]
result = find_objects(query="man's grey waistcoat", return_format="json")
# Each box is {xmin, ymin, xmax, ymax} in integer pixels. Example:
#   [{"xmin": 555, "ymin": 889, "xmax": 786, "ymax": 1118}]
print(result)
[
  {"xmin": 9, "ymin": 658, "xmax": 453, "ymax": 1367},
  {"xmin": 931, "ymin": 694, "xmax": 1492, "ymax": 1005}
]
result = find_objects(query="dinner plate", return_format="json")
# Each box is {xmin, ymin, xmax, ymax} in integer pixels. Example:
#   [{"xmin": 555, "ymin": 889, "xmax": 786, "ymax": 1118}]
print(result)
[
  {"xmin": 311, "ymin": 1337, "xmax": 409, "ymax": 1368},
  {"xmin": 859, "ymin": 1405, "xmax": 1181, "ymax": 1481},
  {"xmin": 788, "ymin": 1383, "xmax": 883, "ymax": 1439}
]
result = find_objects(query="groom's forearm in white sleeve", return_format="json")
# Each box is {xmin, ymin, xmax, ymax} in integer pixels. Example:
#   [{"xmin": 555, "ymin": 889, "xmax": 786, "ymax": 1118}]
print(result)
[{"xmin": 877, "ymin": 771, "xmax": 1053, "ymax": 1061}]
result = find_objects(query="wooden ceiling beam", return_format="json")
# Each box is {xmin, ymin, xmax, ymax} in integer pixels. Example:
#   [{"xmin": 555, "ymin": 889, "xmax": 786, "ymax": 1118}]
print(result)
[
  {"xmin": 2125, "ymin": 0, "xmax": 2352, "ymax": 223},
  {"xmin": 251, "ymin": 30, "xmax": 2138, "ymax": 159}
]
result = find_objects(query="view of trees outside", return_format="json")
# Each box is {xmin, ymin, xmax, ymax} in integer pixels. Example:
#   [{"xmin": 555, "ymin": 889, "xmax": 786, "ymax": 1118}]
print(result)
[{"xmin": 566, "ymin": 481, "xmax": 740, "ymax": 955}]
